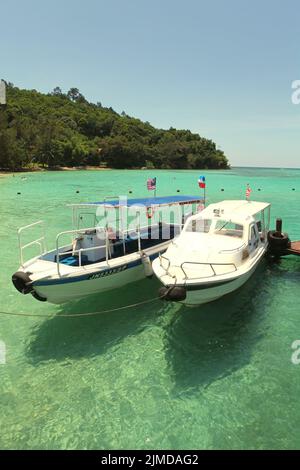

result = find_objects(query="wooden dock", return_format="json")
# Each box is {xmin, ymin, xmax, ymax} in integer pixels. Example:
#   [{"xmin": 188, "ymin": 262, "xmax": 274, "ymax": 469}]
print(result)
[{"xmin": 286, "ymin": 241, "xmax": 300, "ymax": 256}]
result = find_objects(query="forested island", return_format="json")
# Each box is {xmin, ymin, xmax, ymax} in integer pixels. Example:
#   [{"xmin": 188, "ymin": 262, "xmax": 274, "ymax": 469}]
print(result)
[{"xmin": 0, "ymin": 82, "xmax": 230, "ymax": 171}]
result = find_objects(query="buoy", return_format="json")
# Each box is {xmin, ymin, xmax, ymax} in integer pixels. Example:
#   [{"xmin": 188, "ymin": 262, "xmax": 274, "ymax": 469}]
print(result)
[
  {"xmin": 76, "ymin": 190, "xmax": 80, "ymax": 194},
  {"xmin": 177, "ymin": 189, "xmax": 180, "ymax": 193},
  {"xmin": 141, "ymin": 253, "xmax": 153, "ymax": 278},
  {"xmin": 221, "ymin": 189, "xmax": 224, "ymax": 192},
  {"xmin": 292, "ymin": 188, "xmax": 295, "ymax": 191},
  {"xmin": 129, "ymin": 190, "xmax": 132, "ymax": 194},
  {"xmin": 258, "ymin": 188, "xmax": 261, "ymax": 191},
  {"xmin": 17, "ymin": 192, "xmax": 21, "ymax": 195}
]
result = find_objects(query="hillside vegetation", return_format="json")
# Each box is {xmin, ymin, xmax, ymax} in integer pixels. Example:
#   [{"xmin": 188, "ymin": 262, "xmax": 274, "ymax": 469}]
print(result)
[{"xmin": 0, "ymin": 83, "xmax": 229, "ymax": 171}]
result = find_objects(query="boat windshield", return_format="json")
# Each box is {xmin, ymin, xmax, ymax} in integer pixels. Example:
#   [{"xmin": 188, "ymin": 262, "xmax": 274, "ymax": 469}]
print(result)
[
  {"xmin": 214, "ymin": 220, "xmax": 244, "ymax": 238},
  {"xmin": 185, "ymin": 218, "xmax": 212, "ymax": 233}
]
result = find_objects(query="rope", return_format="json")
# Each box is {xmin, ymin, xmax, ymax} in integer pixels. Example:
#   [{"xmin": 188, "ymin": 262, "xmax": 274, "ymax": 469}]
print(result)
[{"xmin": 0, "ymin": 295, "xmax": 164, "ymax": 319}]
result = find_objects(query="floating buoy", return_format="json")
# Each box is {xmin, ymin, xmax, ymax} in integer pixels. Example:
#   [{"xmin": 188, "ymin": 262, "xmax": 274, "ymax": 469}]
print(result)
[
  {"xmin": 177, "ymin": 189, "xmax": 180, "ymax": 193},
  {"xmin": 129, "ymin": 190, "xmax": 132, "ymax": 194},
  {"xmin": 76, "ymin": 190, "xmax": 80, "ymax": 194},
  {"xmin": 17, "ymin": 192, "xmax": 21, "ymax": 195},
  {"xmin": 292, "ymin": 188, "xmax": 295, "ymax": 191},
  {"xmin": 258, "ymin": 188, "xmax": 261, "ymax": 191},
  {"xmin": 141, "ymin": 253, "xmax": 153, "ymax": 278},
  {"xmin": 221, "ymin": 188, "xmax": 224, "ymax": 192}
]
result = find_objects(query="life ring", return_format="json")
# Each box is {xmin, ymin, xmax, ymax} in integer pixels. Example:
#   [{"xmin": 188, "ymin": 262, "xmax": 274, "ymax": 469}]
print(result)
[{"xmin": 146, "ymin": 206, "xmax": 155, "ymax": 219}]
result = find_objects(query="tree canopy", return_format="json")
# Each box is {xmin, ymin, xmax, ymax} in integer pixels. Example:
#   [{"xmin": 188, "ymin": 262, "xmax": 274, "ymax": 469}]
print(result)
[{"xmin": 0, "ymin": 83, "xmax": 230, "ymax": 171}]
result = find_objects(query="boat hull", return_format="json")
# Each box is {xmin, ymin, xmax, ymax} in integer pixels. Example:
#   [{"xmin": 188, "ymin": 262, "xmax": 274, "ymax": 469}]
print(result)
[
  {"xmin": 33, "ymin": 259, "xmax": 146, "ymax": 304},
  {"xmin": 177, "ymin": 253, "xmax": 264, "ymax": 306}
]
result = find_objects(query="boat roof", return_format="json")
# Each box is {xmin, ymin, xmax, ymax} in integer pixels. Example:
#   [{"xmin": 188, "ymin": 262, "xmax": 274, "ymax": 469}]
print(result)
[
  {"xmin": 70, "ymin": 195, "xmax": 203, "ymax": 208},
  {"xmin": 195, "ymin": 200, "xmax": 270, "ymax": 221}
]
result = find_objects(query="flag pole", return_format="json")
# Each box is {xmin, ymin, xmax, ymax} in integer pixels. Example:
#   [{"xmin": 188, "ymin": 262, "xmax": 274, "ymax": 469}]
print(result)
[{"xmin": 198, "ymin": 175, "xmax": 206, "ymax": 207}]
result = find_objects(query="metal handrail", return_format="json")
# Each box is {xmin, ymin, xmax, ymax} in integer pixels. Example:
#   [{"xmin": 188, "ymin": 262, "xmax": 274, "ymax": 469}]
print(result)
[
  {"xmin": 56, "ymin": 244, "xmax": 108, "ymax": 277},
  {"xmin": 55, "ymin": 223, "xmax": 148, "ymax": 277},
  {"xmin": 18, "ymin": 220, "xmax": 47, "ymax": 266},
  {"xmin": 180, "ymin": 261, "xmax": 237, "ymax": 280},
  {"xmin": 218, "ymin": 243, "xmax": 246, "ymax": 254},
  {"xmin": 56, "ymin": 226, "xmax": 107, "ymax": 277},
  {"xmin": 159, "ymin": 254, "xmax": 171, "ymax": 271}
]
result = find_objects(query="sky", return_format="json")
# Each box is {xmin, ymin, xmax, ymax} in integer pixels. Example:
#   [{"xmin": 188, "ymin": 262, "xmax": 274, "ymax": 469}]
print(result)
[{"xmin": 1, "ymin": 0, "xmax": 300, "ymax": 167}]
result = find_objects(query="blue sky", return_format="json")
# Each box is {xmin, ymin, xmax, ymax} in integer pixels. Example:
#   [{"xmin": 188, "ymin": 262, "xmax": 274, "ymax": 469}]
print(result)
[{"xmin": 1, "ymin": 0, "xmax": 300, "ymax": 167}]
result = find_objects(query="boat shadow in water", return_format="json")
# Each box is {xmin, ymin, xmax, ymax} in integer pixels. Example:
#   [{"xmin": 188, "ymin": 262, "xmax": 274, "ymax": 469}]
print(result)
[
  {"xmin": 163, "ymin": 260, "xmax": 274, "ymax": 394},
  {"xmin": 26, "ymin": 277, "xmax": 173, "ymax": 364}
]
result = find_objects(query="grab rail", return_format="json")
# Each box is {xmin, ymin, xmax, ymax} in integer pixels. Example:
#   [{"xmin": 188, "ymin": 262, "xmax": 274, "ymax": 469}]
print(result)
[
  {"xmin": 18, "ymin": 221, "xmax": 47, "ymax": 267},
  {"xmin": 55, "ymin": 226, "xmax": 107, "ymax": 277},
  {"xmin": 180, "ymin": 261, "xmax": 237, "ymax": 280},
  {"xmin": 55, "ymin": 223, "xmax": 146, "ymax": 277},
  {"xmin": 158, "ymin": 255, "xmax": 237, "ymax": 281},
  {"xmin": 218, "ymin": 243, "xmax": 246, "ymax": 254}
]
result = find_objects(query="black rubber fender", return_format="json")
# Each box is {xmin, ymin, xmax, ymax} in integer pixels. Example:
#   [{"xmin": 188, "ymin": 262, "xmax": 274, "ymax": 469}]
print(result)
[
  {"xmin": 12, "ymin": 271, "xmax": 33, "ymax": 295},
  {"xmin": 267, "ymin": 231, "xmax": 290, "ymax": 250},
  {"xmin": 159, "ymin": 285, "xmax": 187, "ymax": 302},
  {"xmin": 31, "ymin": 291, "xmax": 47, "ymax": 302}
]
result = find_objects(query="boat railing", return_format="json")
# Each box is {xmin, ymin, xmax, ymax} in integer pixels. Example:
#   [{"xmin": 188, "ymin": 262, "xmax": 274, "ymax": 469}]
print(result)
[
  {"xmin": 158, "ymin": 254, "xmax": 237, "ymax": 280},
  {"xmin": 180, "ymin": 261, "xmax": 237, "ymax": 280},
  {"xmin": 159, "ymin": 254, "xmax": 171, "ymax": 271},
  {"xmin": 55, "ymin": 226, "xmax": 107, "ymax": 277},
  {"xmin": 18, "ymin": 221, "xmax": 47, "ymax": 267},
  {"xmin": 55, "ymin": 223, "xmax": 147, "ymax": 277},
  {"xmin": 218, "ymin": 243, "xmax": 247, "ymax": 254}
]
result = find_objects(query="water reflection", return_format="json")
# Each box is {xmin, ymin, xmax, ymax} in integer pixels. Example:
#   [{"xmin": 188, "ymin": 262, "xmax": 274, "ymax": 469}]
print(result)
[
  {"xmin": 163, "ymin": 261, "xmax": 273, "ymax": 394},
  {"xmin": 26, "ymin": 277, "xmax": 172, "ymax": 363}
]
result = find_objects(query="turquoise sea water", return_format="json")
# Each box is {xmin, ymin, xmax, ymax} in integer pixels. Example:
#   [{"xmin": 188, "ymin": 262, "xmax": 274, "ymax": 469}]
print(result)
[{"xmin": 1, "ymin": 167, "xmax": 300, "ymax": 450}]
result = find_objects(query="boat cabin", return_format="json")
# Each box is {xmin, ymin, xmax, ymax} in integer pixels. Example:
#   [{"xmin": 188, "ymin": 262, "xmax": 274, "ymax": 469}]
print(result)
[{"xmin": 183, "ymin": 200, "xmax": 271, "ymax": 254}]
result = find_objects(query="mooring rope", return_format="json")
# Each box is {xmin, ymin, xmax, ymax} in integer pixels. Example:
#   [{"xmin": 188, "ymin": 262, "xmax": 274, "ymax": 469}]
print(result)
[{"xmin": 0, "ymin": 295, "xmax": 164, "ymax": 319}]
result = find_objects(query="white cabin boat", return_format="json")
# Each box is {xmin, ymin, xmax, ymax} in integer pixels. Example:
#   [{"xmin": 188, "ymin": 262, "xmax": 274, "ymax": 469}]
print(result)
[
  {"xmin": 12, "ymin": 195, "xmax": 203, "ymax": 304},
  {"xmin": 152, "ymin": 200, "xmax": 271, "ymax": 306}
]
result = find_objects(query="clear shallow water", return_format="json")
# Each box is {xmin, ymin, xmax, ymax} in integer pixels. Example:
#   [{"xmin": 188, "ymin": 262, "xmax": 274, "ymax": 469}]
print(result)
[{"xmin": 1, "ymin": 167, "xmax": 300, "ymax": 450}]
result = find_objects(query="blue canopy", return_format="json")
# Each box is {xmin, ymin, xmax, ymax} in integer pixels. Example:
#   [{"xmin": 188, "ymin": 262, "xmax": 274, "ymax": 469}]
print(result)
[{"xmin": 72, "ymin": 195, "xmax": 203, "ymax": 208}]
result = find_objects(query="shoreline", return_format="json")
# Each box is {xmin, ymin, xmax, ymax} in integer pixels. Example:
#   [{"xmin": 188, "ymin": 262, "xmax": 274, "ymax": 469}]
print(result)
[
  {"xmin": 0, "ymin": 166, "xmax": 113, "ymax": 176},
  {"xmin": 0, "ymin": 165, "xmax": 231, "ymax": 176}
]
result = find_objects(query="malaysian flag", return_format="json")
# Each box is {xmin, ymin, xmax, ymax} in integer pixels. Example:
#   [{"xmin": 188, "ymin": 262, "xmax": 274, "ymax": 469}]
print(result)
[
  {"xmin": 147, "ymin": 177, "xmax": 156, "ymax": 191},
  {"xmin": 246, "ymin": 184, "xmax": 252, "ymax": 200},
  {"xmin": 198, "ymin": 175, "xmax": 206, "ymax": 189}
]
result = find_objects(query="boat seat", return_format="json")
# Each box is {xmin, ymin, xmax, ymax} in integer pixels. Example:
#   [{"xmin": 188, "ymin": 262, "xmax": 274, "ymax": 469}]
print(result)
[{"xmin": 56, "ymin": 254, "xmax": 89, "ymax": 266}]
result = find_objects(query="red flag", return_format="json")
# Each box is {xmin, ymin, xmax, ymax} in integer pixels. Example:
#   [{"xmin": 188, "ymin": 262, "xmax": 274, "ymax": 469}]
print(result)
[{"xmin": 246, "ymin": 185, "xmax": 252, "ymax": 200}]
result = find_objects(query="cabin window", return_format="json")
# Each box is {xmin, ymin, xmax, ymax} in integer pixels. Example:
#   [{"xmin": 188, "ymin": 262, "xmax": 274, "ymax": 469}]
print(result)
[
  {"xmin": 214, "ymin": 220, "xmax": 244, "ymax": 238},
  {"xmin": 185, "ymin": 218, "xmax": 212, "ymax": 233}
]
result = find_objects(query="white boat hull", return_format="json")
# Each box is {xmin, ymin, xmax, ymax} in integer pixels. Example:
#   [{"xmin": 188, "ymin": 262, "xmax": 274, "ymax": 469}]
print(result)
[
  {"xmin": 180, "ymin": 254, "xmax": 262, "ymax": 306},
  {"xmin": 33, "ymin": 259, "xmax": 146, "ymax": 304}
]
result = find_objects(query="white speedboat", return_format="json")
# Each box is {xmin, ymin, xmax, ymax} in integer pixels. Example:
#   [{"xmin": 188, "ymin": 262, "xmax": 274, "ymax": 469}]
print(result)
[
  {"xmin": 12, "ymin": 195, "xmax": 203, "ymax": 304},
  {"xmin": 152, "ymin": 200, "xmax": 271, "ymax": 306}
]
